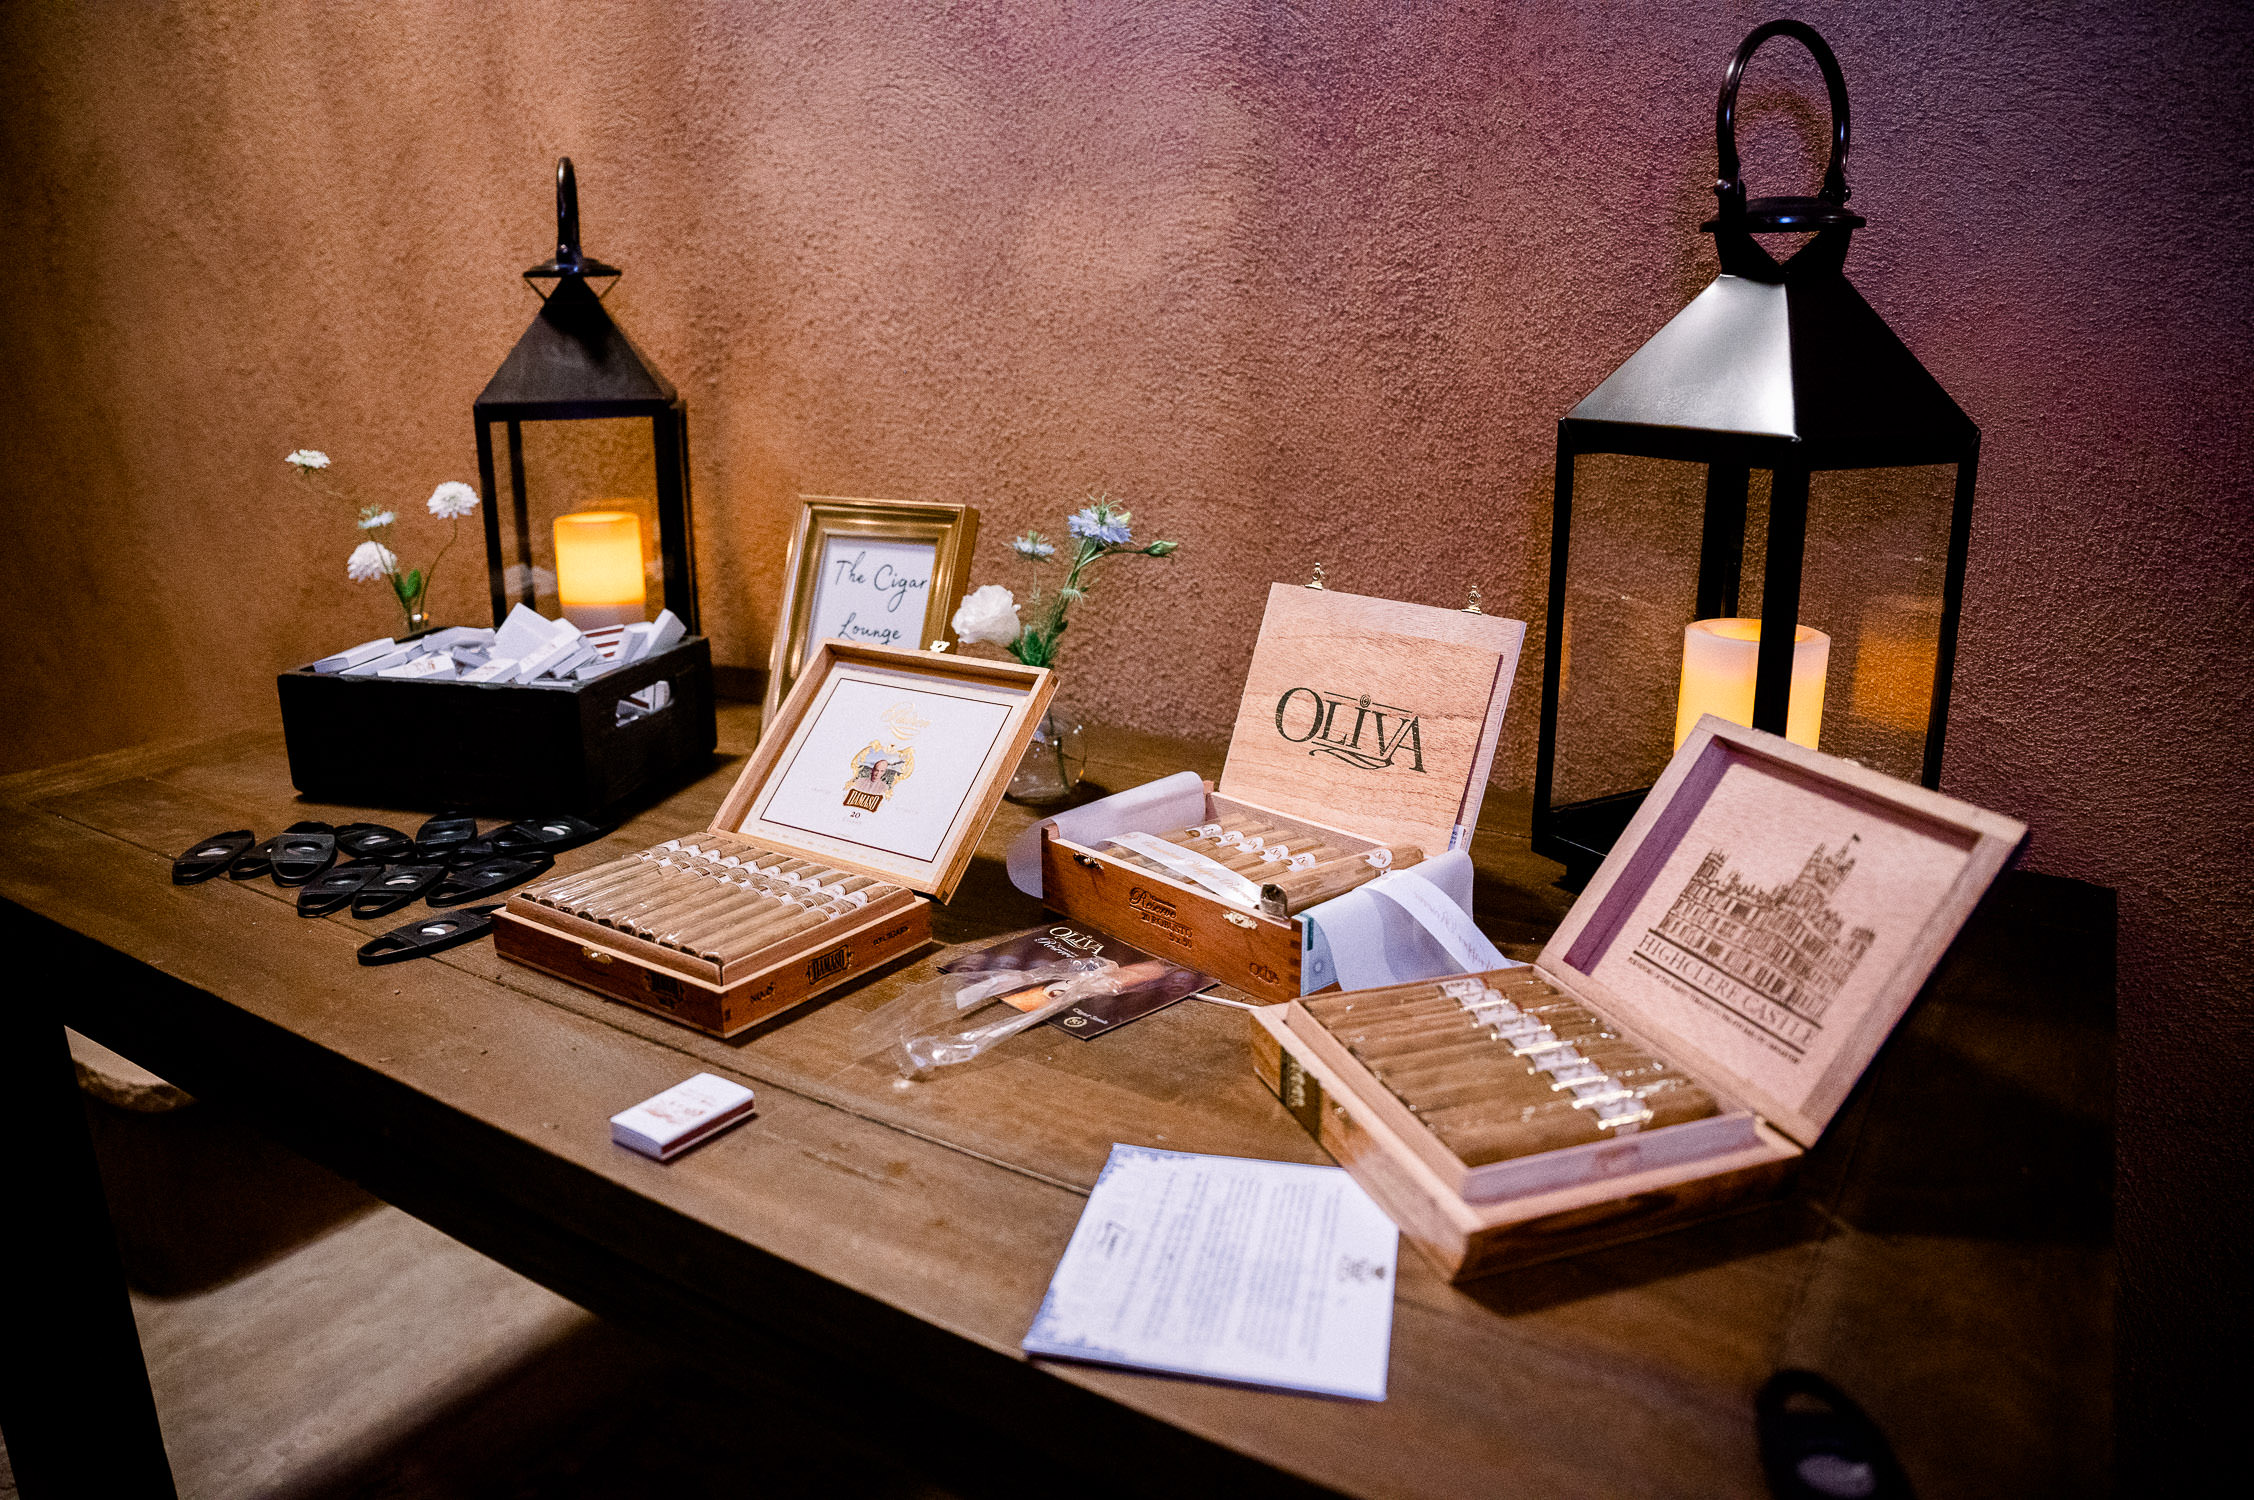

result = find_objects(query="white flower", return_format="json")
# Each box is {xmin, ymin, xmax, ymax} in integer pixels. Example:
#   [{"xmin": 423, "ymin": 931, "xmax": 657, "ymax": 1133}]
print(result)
[
  {"xmin": 357, "ymin": 510, "xmax": 395, "ymax": 530},
  {"xmin": 1012, "ymin": 532, "xmax": 1056, "ymax": 559},
  {"xmin": 950, "ymin": 583, "xmax": 1022, "ymax": 647},
  {"xmin": 346, "ymin": 540, "xmax": 397, "ymax": 583},
  {"xmin": 427, "ymin": 480, "xmax": 480, "ymax": 519},
  {"xmin": 286, "ymin": 449, "xmax": 331, "ymax": 471}
]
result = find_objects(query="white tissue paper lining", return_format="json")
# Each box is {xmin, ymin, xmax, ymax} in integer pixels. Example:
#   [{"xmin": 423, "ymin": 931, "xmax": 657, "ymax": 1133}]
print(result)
[{"xmin": 1004, "ymin": 775, "xmax": 1510, "ymax": 995}]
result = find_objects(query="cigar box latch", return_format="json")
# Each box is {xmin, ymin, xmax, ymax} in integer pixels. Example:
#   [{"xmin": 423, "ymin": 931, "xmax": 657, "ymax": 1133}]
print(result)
[
  {"xmin": 1224, "ymin": 911, "xmax": 1257, "ymax": 929},
  {"xmin": 1072, "ymin": 853, "xmax": 1104, "ymax": 871}
]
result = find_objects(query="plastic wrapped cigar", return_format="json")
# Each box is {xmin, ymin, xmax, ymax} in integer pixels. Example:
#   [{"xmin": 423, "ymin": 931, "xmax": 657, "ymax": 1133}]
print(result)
[{"xmin": 1259, "ymin": 844, "xmax": 1425, "ymax": 917}]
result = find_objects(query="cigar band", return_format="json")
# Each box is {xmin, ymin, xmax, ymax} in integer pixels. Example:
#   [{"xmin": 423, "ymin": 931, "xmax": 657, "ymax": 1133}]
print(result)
[
  {"xmin": 1592, "ymin": 1099, "xmax": 1651, "ymax": 1131},
  {"xmin": 1568, "ymin": 1080, "xmax": 1633, "ymax": 1108},
  {"xmin": 1546, "ymin": 1059, "xmax": 1606, "ymax": 1087},
  {"xmin": 838, "ymin": 889, "xmax": 868, "ymax": 908},
  {"xmin": 1186, "ymin": 822, "xmax": 1222, "ymax": 839},
  {"xmin": 1284, "ymin": 851, "xmax": 1318, "ymax": 870},
  {"xmin": 1364, "ymin": 848, "xmax": 1393, "ymax": 869},
  {"xmin": 1535, "ymin": 1045, "xmax": 1586, "ymax": 1070},
  {"xmin": 1438, "ymin": 977, "xmax": 1486, "ymax": 1000}
]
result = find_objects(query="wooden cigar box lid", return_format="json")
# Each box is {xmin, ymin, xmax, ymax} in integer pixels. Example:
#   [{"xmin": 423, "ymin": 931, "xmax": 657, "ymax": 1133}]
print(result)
[
  {"xmin": 712, "ymin": 642, "xmax": 1055, "ymax": 902},
  {"xmin": 1217, "ymin": 583, "xmax": 1526, "ymax": 859},
  {"xmin": 1537, "ymin": 715, "xmax": 2026, "ymax": 1148}
]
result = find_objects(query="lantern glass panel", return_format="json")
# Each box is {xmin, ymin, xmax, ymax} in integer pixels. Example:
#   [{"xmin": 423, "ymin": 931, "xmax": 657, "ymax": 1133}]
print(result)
[
  {"xmin": 1550, "ymin": 454, "xmax": 1704, "ymax": 810},
  {"xmin": 1790, "ymin": 465, "xmax": 1957, "ymax": 782},
  {"xmin": 512, "ymin": 418, "xmax": 665, "ymax": 628},
  {"xmin": 1549, "ymin": 458, "xmax": 1957, "ymax": 820}
]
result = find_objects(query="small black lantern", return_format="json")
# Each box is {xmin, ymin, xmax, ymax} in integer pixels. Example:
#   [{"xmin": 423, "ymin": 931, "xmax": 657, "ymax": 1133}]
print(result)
[
  {"xmin": 474, "ymin": 158, "xmax": 699, "ymax": 634},
  {"xmin": 1533, "ymin": 20, "xmax": 1979, "ymax": 883}
]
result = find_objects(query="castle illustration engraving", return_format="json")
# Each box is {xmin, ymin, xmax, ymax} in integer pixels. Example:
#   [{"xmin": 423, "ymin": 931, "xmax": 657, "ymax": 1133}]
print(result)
[{"xmin": 1646, "ymin": 839, "xmax": 1877, "ymax": 1029}]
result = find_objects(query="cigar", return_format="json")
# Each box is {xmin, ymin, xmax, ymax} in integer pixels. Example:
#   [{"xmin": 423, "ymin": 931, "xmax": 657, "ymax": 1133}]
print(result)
[
  {"xmin": 1259, "ymin": 845, "xmax": 1425, "ymax": 917},
  {"xmin": 589, "ymin": 868, "xmax": 722, "ymax": 927},
  {"xmin": 554, "ymin": 852, "xmax": 716, "ymax": 910},
  {"xmin": 1429, "ymin": 1082, "xmax": 1718, "ymax": 1167},
  {"xmin": 1255, "ymin": 842, "xmax": 1343, "ymax": 873},
  {"xmin": 1166, "ymin": 816, "xmax": 1260, "ymax": 847},
  {"xmin": 1303, "ymin": 971, "xmax": 1548, "ymax": 1020},
  {"xmin": 662, "ymin": 887, "xmax": 806, "ymax": 949},
  {"xmin": 694, "ymin": 897, "xmax": 843, "ymax": 962},
  {"xmin": 666, "ymin": 893, "xmax": 811, "ymax": 952},
  {"xmin": 623, "ymin": 876, "xmax": 759, "ymax": 939},
  {"xmin": 532, "ymin": 851, "xmax": 667, "ymax": 905}
]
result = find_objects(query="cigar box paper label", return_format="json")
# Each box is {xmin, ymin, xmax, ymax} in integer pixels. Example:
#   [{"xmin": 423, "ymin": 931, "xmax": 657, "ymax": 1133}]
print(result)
[
  {"xmin": 1575, "ymin": 752, "xmax": 1973, "ymax": 1119},
  {"xmin": 757, "ymin": 677, "xmax": 1015, "ymax": 863},
  {"xmin": 1023, "ymin": 1145, "xmax": 1398, "ymax": 1400}
]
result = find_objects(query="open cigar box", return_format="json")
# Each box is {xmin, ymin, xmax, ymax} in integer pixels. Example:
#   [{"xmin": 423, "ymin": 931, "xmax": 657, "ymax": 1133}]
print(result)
[
  {"xmin": 494, "ymin": 641, "xmax": 1055, "ymax": 1036},
  {"xmin": 1250, "ymin": 714, "xmax": 2026, "ymax": 1279},
  {"xmin": 1041, "ymin": 581, "xmax": 1526, "ymax": 1000}
]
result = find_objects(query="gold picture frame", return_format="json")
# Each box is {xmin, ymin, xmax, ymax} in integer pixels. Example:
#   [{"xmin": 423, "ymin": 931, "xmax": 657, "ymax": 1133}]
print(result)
[{"xmin": 761, "ymin": 495, "xmax": 980, "ymax": 731}]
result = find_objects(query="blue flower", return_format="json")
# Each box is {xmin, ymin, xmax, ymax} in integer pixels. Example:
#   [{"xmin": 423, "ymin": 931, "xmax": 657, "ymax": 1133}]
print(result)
[{"xmin": 1068, "ymin": 506, "xmax": 1133, "ymax": 546}]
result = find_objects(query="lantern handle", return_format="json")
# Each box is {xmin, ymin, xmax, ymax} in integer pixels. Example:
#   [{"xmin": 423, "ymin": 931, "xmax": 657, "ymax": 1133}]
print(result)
[
  {"xmin": 523, "ymin": 156, "xmax": 621, "ymax": 284},
  {"xmin": 1710, "ymin": 20, "xmax": 1862, "ymax": 235},
  {"xmin": 555, "ymin": 158, "xmax": 582, "ymax": 266}
]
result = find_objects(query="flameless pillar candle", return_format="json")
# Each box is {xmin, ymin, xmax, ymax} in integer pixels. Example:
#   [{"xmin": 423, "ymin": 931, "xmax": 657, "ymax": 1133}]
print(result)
[
  {"xmin": 1673, "ymin": 618, "xmax": 1829, "ymax": 750},
  {"xmin": 554, "ymin": 510, "xmax": 647, "ymax": 629}
]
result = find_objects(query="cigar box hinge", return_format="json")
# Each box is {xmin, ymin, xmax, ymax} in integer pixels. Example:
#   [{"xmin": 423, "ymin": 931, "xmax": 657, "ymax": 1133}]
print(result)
[
  {"xmin": 1072, "ymin": 853, "xmax": 1103, "ymax": 870},
  {"xmin": 581, "ymin": 947, "xmax": 614, "ymax": 964},
  {"xmin": 1224, "ymin": 911, "xmax": 1258, "ymax": 929}
]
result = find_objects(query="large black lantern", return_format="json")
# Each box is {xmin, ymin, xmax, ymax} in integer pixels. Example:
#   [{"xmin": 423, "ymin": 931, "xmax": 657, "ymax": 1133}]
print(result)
[
  {"xmin": 474, "ymin": 158, "xmax": 699, "ymax": 635},
  {"xmin": 1532, "ymin": 20, "xmax": 1979, "ymax": 884}
]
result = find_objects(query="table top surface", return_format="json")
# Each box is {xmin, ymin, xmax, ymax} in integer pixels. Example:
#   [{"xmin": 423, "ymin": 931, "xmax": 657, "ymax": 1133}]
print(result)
[{"xmin": 0, "ymin": 704, "xmax": 2114, "ymax": 1500}]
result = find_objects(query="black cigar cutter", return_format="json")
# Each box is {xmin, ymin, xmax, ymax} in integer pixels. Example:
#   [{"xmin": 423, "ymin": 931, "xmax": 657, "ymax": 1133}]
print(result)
[
  {"xmin": 1756, "ymin": 1370, "xmax": 1912, "ymax": 1500},
  {"xmin": 413, "ymin": 814, "xmax": 481, "ymax": 859},
  {"xmin": 231, "ymin": 821, "xmax": 330, "ymax": 881},
  {"xmin": 334, "ymin": 822, "xmax": 416, "ymax": 861},
  {"xmin": 439, "ymin": 836, "xmax": 502, "ymax": 867},
  {"xmin": 174, "ymin": 830, "xmax": 256, "ymax": 884},
  {"xmin": 351, "ymin": 863, "xmax": 449, "ymax": 919},
  {"xmin": 429, "ymin": 853, "xmax": 553, "ymax": 907},
  {"xmin": 356, "ymin": 904, "xmax": 504, "ymax": 966},
  {"xmin": 490, "ymin": 815, "xmax": 604, "ymax": 855},
  {"xmin": 269, "ymin": 828, "xmax": 340, "ymax": 886},
  {"xmin": 297, "ymin": 861, "xmax": 385, "ymax": 917}
]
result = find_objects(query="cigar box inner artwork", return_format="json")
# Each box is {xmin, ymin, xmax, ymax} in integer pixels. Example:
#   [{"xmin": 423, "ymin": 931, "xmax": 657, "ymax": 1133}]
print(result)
[
  {"xmin": 1042, "ymin": 582, "xmax": 1526, "ymax": 1000},
  {"xmin": 495, "ymin": 642, "xmax": 1055, "ymax": 1037},
  {"xmin": 1254, "ymin": 716, "xmax": 2026, "ymax": 1276}
]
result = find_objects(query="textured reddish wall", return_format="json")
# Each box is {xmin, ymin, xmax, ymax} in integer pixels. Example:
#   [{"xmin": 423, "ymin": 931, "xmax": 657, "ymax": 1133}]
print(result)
[{"xmin": 3, "ymin": 0, "xmax": 2245, "ymax": 1449}]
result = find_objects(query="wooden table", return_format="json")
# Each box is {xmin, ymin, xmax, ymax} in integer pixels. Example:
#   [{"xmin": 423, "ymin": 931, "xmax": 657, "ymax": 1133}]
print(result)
[{"xmin": 0, "ymin": 707, "xmax": 2113, "ymax": 1499}]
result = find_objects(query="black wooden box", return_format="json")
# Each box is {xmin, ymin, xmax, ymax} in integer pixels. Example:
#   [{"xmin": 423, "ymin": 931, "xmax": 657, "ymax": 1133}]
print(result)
[{"xmin": 277, "ymin": 637, "xmax": 717, "ymax": 816}]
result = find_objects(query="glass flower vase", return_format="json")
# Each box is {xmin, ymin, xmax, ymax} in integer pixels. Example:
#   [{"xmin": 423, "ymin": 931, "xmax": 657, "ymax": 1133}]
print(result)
[{"xmin": 1007, "ymin": 703, "xmax": 1087, "ymax": 805}]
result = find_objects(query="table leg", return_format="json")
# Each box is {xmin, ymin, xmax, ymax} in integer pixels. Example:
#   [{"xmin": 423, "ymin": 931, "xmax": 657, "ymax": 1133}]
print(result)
[{"xmin": 0, "ymin": 1010, "xmax": 176, "ymax": 1498}]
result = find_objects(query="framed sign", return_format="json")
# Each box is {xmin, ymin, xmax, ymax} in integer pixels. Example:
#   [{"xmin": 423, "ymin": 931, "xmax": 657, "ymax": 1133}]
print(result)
[{"xmin": 762, "ymin": 495, "xmax": 979, "ymax": 730}]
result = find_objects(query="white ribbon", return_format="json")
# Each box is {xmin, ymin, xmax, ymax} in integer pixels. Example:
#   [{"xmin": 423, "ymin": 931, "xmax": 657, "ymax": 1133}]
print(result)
[{"xmin": 1300, "ymin": 850, "xmax": 1515, "ymax": 993}]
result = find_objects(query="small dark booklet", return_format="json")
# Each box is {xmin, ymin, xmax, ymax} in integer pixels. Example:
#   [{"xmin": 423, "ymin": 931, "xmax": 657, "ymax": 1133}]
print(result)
[{"xmin": 938, "ymin": 921, "xmax": 1213, "ymax": 1039}]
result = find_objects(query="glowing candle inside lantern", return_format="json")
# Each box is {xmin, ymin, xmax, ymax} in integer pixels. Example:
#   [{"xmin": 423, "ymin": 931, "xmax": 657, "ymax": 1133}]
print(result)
[
  {"xmin": 553, "ymin": 509, "xmax": 647, "ymax": 629},
  {"xmin": 1673, "ymin": 617, "xmax": 1829, "ymax": 750}
]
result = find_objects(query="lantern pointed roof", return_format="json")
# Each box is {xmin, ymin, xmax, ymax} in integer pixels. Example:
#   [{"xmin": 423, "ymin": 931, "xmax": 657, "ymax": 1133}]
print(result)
[
  {"xmin": 474, "ymin": 158, "xmax": 677, "ymax": 420},
  {"xmin": 1564, "ymin": 251, "xmax": 1976, "ymax": 470}
]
